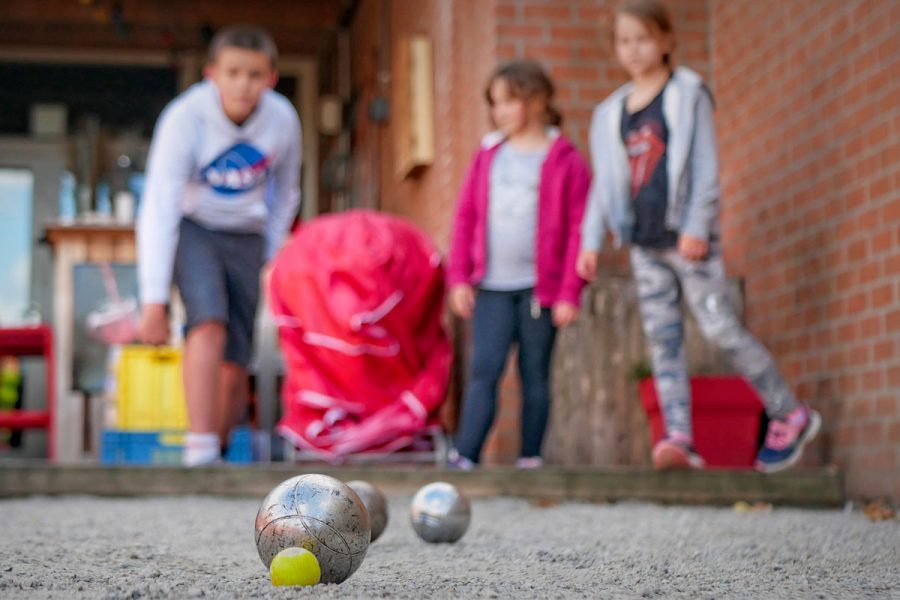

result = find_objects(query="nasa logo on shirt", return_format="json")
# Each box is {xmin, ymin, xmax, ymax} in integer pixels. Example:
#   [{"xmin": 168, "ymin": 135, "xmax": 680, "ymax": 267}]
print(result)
[{"xmin": 202, "ymin": 142, "xmax": 271, "ymax": 195}]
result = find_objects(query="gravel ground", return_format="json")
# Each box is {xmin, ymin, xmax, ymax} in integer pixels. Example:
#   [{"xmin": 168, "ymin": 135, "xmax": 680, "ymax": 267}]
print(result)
[{"xmin": 1, "ymin": 494, "xmax": 898, "ymax": 599}]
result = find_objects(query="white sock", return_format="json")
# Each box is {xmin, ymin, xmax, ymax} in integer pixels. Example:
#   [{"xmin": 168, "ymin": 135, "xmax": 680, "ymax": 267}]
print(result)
[{"xmin": 183, "ymin": 432, "xmax": 221, "ymax": 467}]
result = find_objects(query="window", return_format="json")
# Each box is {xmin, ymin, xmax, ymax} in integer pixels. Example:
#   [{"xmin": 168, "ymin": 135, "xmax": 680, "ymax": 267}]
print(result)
[{"xmin": 0, "ymin": 168, "xmax": 34, "ymax": 325}]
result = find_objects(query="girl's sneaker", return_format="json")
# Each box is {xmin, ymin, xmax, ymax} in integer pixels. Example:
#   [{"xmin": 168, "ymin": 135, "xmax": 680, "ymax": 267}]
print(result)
[
  {"xmin": 755, "ymin": 405, "xmax": 821, "ymax": 473},
  {"xmin": 515, "ymin": 456, "xmax": 544, "ymax": 469},
  {"xmin": 652, "ymin": 434, "xmax": 706, "ymax": 470},
  {"xmin": 446, "ymin": 448, "xmax": 475, "ymax": 471}
]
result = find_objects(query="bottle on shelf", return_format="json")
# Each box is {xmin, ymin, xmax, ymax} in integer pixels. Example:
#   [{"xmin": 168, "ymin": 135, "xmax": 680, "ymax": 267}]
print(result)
[{"xmin": 58, "ymin": 170, "xmax": 77, "ymax": 224}]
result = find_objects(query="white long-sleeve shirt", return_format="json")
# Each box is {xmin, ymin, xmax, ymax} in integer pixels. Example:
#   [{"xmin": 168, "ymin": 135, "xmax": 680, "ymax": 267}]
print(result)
[{"xmin": 137, "ymin": 80, "xmax": 301, "ymax": 304}]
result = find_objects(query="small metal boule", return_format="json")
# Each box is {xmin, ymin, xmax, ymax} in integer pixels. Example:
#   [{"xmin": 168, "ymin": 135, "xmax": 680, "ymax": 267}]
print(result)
[
  {"xmin": 410, "ymin": 482, "xmax": 471, "ymax": 543},
  {"xmin": 346, "ymin": 480, "xmax": 389, "ymax": 542}
]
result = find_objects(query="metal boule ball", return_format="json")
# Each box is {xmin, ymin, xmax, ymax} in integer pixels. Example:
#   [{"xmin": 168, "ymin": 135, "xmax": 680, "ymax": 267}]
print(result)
[
  {"xmin": 410, "ymin": 482, "xmax": 471, "ymax": 543},
  {"xmin": 255, "ymin": 474, "xmax": 371, "ymax": 584},
  {"xmin": 346, "ymin": 480, "xmax": 389, "ymax": 543}
]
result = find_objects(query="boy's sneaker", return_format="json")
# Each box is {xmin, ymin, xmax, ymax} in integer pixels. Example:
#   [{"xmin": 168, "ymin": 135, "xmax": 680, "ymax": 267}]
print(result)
[
  {"xmin": 183, "ymin": 432, "xmax": 222, "ymax": 467},
  {"xmin": 652, "ymin": 434, "xmax": 706, "ymax": 470},
  {"xmin": 446, "ymin": 449, "xmax": 475, "ymax": 471},
  {"xmin": 515, "ymin": 456, "xmax": 544, "ymax": 469},
  {"xmin": 755, "ymin": 405, "xmax": 821, "ymax": 473}
]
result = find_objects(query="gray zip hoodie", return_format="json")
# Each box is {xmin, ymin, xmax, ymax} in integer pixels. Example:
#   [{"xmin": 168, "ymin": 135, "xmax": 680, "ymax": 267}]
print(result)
[{"xmin": 580, "ymin": 66, "xmax": 720, "ymax": 251}]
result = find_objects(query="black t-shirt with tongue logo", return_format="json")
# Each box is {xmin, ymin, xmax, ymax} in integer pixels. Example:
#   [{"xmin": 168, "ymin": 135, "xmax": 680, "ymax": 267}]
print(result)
[{"xmin": 621, "ymin": 86, "xmax": 679, "ymax": 249}]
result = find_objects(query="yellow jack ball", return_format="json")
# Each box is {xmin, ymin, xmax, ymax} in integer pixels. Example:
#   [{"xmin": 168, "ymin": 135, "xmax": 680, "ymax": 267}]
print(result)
[{"xmin": 269, "ymin": 547, "xmax": 321, "ymax": 587}]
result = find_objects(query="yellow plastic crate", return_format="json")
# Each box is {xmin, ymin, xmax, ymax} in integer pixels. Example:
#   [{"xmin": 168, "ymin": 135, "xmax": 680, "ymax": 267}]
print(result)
[{"xmin": 115, "ymin": 345, "xmax": 188, "ymax": 430}]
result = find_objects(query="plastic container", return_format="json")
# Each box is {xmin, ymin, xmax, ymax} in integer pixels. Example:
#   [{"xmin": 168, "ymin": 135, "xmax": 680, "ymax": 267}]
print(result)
[
  {"xmin": 114, "ymin": 190, "xmax": 135, "ymax": 223},
  {"xmin": 58, "ymin": 170, "xmax": 77, "ymax": 223},
  {"xmin": 116, "ymin": 346, "xmax": 188, "ymax": 430},
  {"xmin": 95, "ymin": 180, "xmax": 111, "ymax": 216},
  {"xmin": 100, "ymin": 426, "xmax": 254, "ymax": 465},
  {"xmin": 639, "ymin": 376, "xmax": 764, "ymax": 468}
]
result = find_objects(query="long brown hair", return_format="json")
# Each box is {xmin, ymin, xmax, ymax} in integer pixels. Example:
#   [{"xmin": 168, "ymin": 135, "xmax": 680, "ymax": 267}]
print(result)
[
  {"xmin": 484, "ymin": 60, "xmax": 563, "ymax": 127},
  {"xmin": 617, "ymin": 0, "xmax": 675, "ymax": 67}
]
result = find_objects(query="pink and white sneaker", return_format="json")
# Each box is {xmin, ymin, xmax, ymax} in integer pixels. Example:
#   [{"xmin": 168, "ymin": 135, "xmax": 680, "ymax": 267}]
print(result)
[
  {"xmin": 755, "ymin": 405, "xmax": 821, "ymax": 473},
  {"xmin": 652, "ymin": 433, "xmax": 706, "ymax": 470}
]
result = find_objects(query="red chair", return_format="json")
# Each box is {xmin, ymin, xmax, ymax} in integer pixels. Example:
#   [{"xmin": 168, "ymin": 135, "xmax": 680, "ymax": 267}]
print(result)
[{"xmin": 0, "ymin": 326, "xmax": 55, "ymax": 461}]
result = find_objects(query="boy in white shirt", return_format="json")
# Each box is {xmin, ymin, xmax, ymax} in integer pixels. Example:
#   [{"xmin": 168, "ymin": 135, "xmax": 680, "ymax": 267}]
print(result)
[{"xmin": 137, "ymin": 25, "xmax": 301, "ymax": 466}]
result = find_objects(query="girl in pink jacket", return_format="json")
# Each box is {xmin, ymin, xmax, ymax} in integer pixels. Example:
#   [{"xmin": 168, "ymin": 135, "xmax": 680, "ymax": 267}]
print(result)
[{"xmin": 447, "ymin": 60, "xmax": 591, "ymax": 469}]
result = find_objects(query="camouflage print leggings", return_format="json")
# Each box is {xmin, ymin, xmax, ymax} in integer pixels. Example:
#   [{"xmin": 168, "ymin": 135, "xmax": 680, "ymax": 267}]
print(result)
[{"xmin": 631, "ymin": 245, "xmax": 798, "ymax": 439}]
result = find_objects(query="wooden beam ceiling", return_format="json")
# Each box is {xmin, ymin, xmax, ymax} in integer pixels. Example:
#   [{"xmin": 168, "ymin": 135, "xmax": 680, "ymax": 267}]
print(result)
[{"xmin": 0, "ymin": 0, "xmax": 346, "ymax": 55}]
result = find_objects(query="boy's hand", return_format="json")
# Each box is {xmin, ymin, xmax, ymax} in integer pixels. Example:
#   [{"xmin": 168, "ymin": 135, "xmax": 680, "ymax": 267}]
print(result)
[
  {"xmin": 552, "ymin": 301, "xmax": 579, "ymax": 328},
  {"xmin": 576, "ymin": 250, "xmax": 599, "ymax": 281},
  {"xmin": 139, "ymin": 304, "xmax": 169, "ymax": 345},
  {"xmin": 259, "ymin": 261, "xmax": 275, "ymax": 314},
  {"xmin": 448, "ymin": 284, "xmax": 475, "ymax": 320},
  {"xmin": 261, "ymin": 262, "xmax": 274, "ymax": 296},
  {"xmin": 678, "ymin": 234, "xmax": 709, "ymax": 261}
]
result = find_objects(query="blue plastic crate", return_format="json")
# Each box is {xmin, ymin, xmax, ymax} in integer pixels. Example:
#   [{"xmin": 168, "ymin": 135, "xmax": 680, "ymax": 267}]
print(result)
[
  {"xmin": 225, "ymin": 428, "xmax": 253, "ymax": 463},
  {"xmin": 101, "ymin": 427, "xmax": 254, "ymax": 465}
]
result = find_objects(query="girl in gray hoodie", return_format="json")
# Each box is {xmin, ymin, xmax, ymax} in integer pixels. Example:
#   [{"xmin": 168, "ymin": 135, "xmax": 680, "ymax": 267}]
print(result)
[{"xmin": 576, "ymin": 0, "xmax": 820, "ymax": 473}]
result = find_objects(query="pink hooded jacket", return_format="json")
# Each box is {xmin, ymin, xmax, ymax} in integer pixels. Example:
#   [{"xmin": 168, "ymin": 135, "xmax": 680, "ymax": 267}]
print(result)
[{"xmin": 447, "ymin": 133, "xmax": 591, "ymax": 307}]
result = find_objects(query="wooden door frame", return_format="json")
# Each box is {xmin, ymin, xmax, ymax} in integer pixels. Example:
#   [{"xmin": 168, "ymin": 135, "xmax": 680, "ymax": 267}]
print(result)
[{"xmin": 276, "ymin": 57, "xmax": 318, "ymax": 221}]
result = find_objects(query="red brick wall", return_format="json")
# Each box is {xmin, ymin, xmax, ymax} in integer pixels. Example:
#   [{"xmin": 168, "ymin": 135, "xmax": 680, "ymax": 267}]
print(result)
[
  {"xmin": 496, "ymin": 0, "xmax": 710, "ymax": 154},
  {"xmin": 349, "ymin": 0, "xmax": 898, "ymax": 496},
  {"xmin": 351, "ymin": 0, "xmax": 710, "ymax": 245},
  {"xmin": 349, "ymin": 0, "xmax": 500, "ymax": 457},
  {"xmin": 350, "ymin": 0, "xmax": 495, "ymax": 248},
  {"xmin": 711, "ymin": 0, "xmax": 899, "ymax": 500}
]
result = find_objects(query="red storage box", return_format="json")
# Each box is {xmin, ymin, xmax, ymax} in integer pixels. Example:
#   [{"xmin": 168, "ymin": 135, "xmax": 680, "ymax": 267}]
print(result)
[{"xmin": 639, "ymin": 376, "xmax": 764, "ymax": 469}]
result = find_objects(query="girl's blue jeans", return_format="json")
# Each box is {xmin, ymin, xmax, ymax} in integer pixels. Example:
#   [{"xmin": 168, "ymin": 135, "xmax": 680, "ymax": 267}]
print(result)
[{"xmin": 454, "ymin": 288, "xmax": 557, "ymax": 463}]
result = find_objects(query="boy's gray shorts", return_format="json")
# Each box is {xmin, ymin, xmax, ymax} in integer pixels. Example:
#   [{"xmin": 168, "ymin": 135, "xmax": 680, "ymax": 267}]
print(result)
[{"xmin": 173, "ymin": 218, "xmax": 264, "ymax": 369}]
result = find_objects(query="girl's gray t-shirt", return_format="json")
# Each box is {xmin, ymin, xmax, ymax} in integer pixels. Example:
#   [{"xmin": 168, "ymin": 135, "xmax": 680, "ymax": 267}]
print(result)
[{"xmin": 481, "ymin": 143, "xmax": 547, "ymax": 291}]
